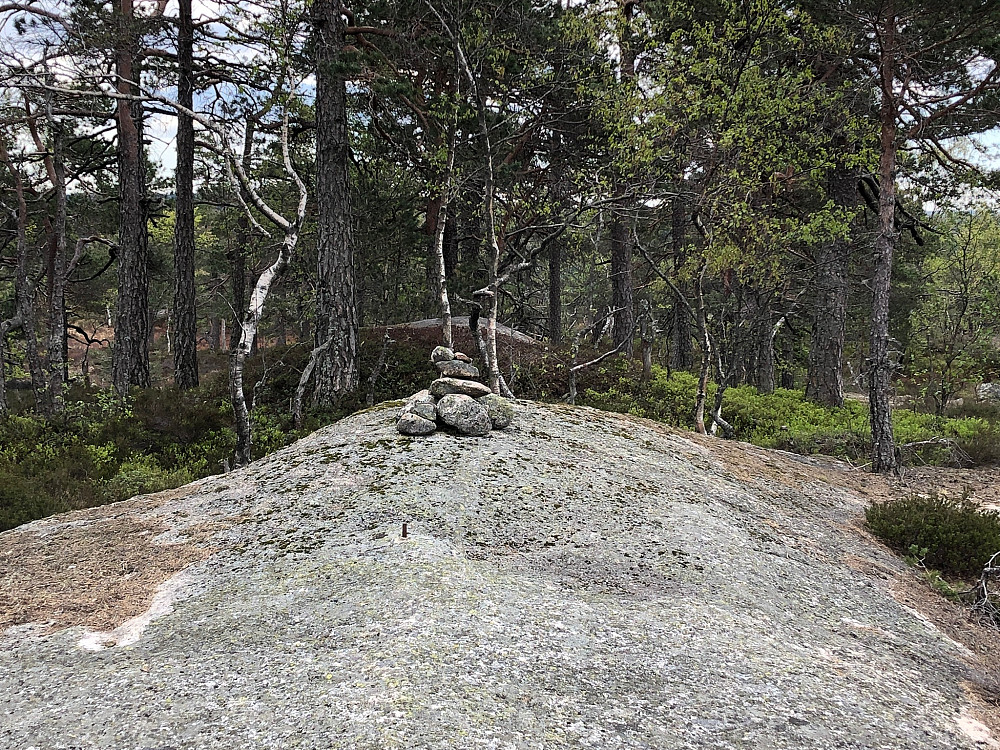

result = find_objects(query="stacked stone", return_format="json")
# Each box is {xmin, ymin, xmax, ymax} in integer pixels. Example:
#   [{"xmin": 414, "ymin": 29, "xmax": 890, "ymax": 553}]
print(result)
[{"xmin": 397, "ymin": 346, "xmax": 514, "ymax": 436}]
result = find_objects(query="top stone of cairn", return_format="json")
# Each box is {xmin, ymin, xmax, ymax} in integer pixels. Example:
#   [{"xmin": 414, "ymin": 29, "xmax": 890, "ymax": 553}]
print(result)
[{"xmin": 431, "ymin": 346, "xmax": 455, "ymax": 363}]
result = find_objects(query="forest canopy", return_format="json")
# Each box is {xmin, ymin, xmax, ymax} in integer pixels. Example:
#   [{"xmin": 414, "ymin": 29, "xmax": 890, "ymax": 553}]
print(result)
[{"xmin": 2, "ymin": 0, "xmax": 1000, "ymax": 518}]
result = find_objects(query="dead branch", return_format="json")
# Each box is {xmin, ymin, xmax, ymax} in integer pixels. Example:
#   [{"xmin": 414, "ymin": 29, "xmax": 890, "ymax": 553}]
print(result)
[
  {"xmin": 897, "ymin": 436, "xmax": 972, "ymax": 468},
  {"xmin": 292, "ymin": 339, "xmax": 333, "ymax": 429},
  {"xmin": 974, "ymin": 551, "xmax": 1000, "ymax": 628}
]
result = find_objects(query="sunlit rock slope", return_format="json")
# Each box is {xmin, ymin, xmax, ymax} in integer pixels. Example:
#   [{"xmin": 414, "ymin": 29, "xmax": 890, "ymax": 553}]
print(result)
[{"xmin": 0, "ymin": 401, "xmax": 995, "ymax": 749}]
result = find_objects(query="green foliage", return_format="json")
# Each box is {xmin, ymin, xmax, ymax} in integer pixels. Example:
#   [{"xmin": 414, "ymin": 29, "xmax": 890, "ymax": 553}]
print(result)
[
  {"xmin": 0, "ymin": 470, "xmax": 72, "ymax": 533},
  {"xmin": 866, "ymin": 494, "xmax": 1000, "ymax": 579},
  {"xmin": 0, "ymin": 386, "xmax": 236, "ymax": 532},
  {"xmin": 570, "ymin": 361, "xmax": 1000, "ymax": 467},
  {"xmin": 905, "ymin": 209, "xmax": 1000, "ymax": 415},
  {"xmin": 102, "ymin": 455, "xmax": 194, "ymax": 503},
  {"xmin": 581, "ymin": 367, "xmax": 701, "ymax": 426}
]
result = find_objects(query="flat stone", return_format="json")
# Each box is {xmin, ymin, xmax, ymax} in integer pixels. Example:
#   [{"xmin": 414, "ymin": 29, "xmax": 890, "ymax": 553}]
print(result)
[
  {"xmin": 478, "ymin": 393, "xmax": 515, "ymax": 429},
  {"xmin": 453, "ymin": 352, "xmax": 472, "ymax": 363},
  {"xmin": 435, "ymin": 360, "xmax": 480, "ymax": 380},
  {"xmin": 430, "ymin": 377, "xmax": 492, "ymax": 399},
  {"xmin": 436, "ymin": 394, "xmax": 492, "ymax": 436},
  {"xmin": 396, "ymin": 412, "xmax": 437, "ymax": 435},
  {"xmin": 403, "ymin": 390, "xmax": 437, "ymax": 421},
  {"xmin": 430, "ymin": 346, "xmax": 455, "ymax": 363}
]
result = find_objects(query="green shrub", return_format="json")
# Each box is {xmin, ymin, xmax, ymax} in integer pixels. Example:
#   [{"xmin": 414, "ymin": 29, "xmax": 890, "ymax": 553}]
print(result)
[
  {"xmin": 866, "ymin": 494, "xmax": 1000, "ymax": 578},
  {"xmin": 102, "ymin": 455, "xmax": 194, "ymax": 503},
  {"xmin": 580, "ymin": 367, "xmax": 701, "ymax": 426},
  {"xmin": 0, "ymin": 468, "xmax": 66, "ymax": 532},
  {"xmin": 954, "ymin": 423, "xmax": 1000, "ymax": 466}
]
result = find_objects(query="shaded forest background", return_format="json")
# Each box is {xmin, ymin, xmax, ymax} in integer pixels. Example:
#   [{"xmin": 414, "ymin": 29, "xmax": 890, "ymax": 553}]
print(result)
[{"xmin": 4, "ymin": 0, "xmax": 1000, "ymax": 531}]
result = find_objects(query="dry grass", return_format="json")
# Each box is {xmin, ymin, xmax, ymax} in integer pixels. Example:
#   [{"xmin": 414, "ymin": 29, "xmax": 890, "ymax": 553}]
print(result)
[{"xmin": 0, "ymin": 496, "xmax": 208, "ymax": 633}]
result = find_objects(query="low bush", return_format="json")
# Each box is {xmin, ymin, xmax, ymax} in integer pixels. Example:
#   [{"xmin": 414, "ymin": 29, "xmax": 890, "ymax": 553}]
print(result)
[
  {"xmin": 5, "ymin": 334, "xmax": 1000, "ymax": 533},
  {"xmin": 0, "ymin": 469, "xmax": 66, "ymax": 532},
  {"xmin": 102, "ymin": 455, "xmax": 195, "ymax": 503},
  {"xmin": 866, "ymin": 494, "xmax": 1000, "ymax": 578}
]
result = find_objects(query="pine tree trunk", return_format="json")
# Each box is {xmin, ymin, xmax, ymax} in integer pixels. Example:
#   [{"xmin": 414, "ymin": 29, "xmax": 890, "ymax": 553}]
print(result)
[
  {"xmin": 313, "ymin": 0, "xmax": 359, "ymax": 404},
  {"xmin": 805, "ymin": 165, "xmax": 854, "ymax": 406},
  {"xmin": 111, "ymin": 0, "xmax": 151, "ymax": 394},
  {"xmin": 753, "ymin": 312, "xmax": 776, "ymax": 394},
  {"xmin": 670, "ymin": 197, "xmax": 693, "ymax": 370},
  {"xmin": 548, "ymin": 239, "xmax": 562, "ymax": 344},
  {"xmin": 0, "ymin": 141, "xmax": 47, "ymax": 411},
  {"xmin": 610, "ymin": 216, "xmax": 634, "ymax": 354},
  {"xmin": 172, "ymin": 0, "xmax": 199, "ymax": 390},
  {"xmin": 0, "ymin": 333, "xmax": 7, "ymax": 417},
  {"xmin": 45, "ymin": 131, "xmax": 68, "ymax": 413},
  {"xmin": 610, "ymin": 1, "xmax": 637, "ymax": 355},
  {"xmin": 639, "ymin": 300, "xmax": 653, "ymax": 383},
  {"xmin": 209, "ymin": 316, "xmax": 220, "ymax": 351},
  {"xmin": 780, "ymin": 331, "xmax": 795, "ymax": 389},
  {"xmin": 870, "ymin": 3, "xmax": 899, "ymax": 475}
]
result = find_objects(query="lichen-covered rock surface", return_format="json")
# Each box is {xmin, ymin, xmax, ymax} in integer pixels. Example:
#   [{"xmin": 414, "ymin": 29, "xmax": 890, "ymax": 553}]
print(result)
[
  {"xmin": 434, "ymin": 393, "xmax": 492, "ymax": 436},
  {"xmin": 429, "ymin": 376, "xmax": 492, "ymax": 399},
  {"xmin": 1, "ymin": 402, "xmax": 995, "ymax": 749},
  {"xmin": 434, "ymin": 359, "xmax": 480, "ymax": 380},
  {"xmin": 478, "ymin": 392, "xmax": 515, "ymax": 429}
]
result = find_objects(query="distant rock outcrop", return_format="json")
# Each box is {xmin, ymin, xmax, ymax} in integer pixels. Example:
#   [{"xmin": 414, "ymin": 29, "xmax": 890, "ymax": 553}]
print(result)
[
  {"xmin": 977, "ymin": 382, "xmax": 1000, "ymax": 402},
  {"xmin": 1, "ymin": 401, "xmax": 997, "ymax": 749}
]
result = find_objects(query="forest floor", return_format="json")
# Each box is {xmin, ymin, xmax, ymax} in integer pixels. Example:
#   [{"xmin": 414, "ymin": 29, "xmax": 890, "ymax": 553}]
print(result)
[{"xmin": 2, "ymin": 401, "xmax": 999, "ymax": 748}]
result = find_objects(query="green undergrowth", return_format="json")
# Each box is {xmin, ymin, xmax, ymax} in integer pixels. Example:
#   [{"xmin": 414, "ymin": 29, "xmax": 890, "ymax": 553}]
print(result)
[
  {"xmin": 0, "ymin": 328, "xmax": 445, "ymax": 532},
  {"xmin": 576, "ymin": 362, "xmax": 1000, "ymax": 467},
  {"xmin": 867, "ymin": 493, "xmax": 1000, "ymax": 580},
  {"xmin": 4, "ymin": 334, "xmax": 1000, "ymax": 532},
  {"xmin": 0, "ymin": 386, "xmax": 235, "ymax": 532}
]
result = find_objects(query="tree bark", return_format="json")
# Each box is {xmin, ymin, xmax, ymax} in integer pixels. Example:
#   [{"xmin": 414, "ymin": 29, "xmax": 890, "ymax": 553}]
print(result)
[
  {"xmin": 805, "ymin": 165, "xmax": 855, "ymax": 406},
  {"xmin": 639, "ymin": 300, "xmax": 653, "ymax": 383},
  {"xmin": 746, "ymin": 292, "xmax": 776, "ymax": 394},
  {"xmin": 429, "ymin": 118, "xmax": 457, "ymax": 349},
  {"xmin": 670, "ymin": 196, "xmax": 693, "ymax": 370},
  {"xmin": 0, "ymin": 141, "xmax": 47, "ymax": 411},
  {"xmin": 111, "ymin": 0, "xmax": 151, "ymax": 394},
  {"xmin": 693, "ymin": 260, "xmax": 711, "ymax": 434},
  {"xmin": 753, "ymin": 318, "xmax": 776, "ymax": 394},
  {"xmin": 172, "ymin": 0, "xmax": 199, "ymax": 389},
  {"xmin": 228, "ymin": 114, "xmax": 306, "ymax": 467},
  {"xmin": 757, "ymin": 315, "xmax": 787, "ymax": 395},
  {"xmin": 548, "ymin": 238, "xmax": 562, "ymax": 344},
  {"xmin": 443, "ymin": 213, "xmax": 459, "ymax": 278},
  {"xmin": 45, "ymin": 129, "xmax": 68, "ymax": 413},
  {"xmin": 0, "ymin": 331, "xmax": 7, "ymax": 417},
  {"xmin": 610, "ymin": 0, "xmax": 637, "ymax": 355},
  {"xmin": 209, "ymin": 316, "xmax": 220, "ymax": 351},
  {"xmin": 870, "ymin": 3, "xmax": 900, "ymax": 475},
  {"xmin": 780, "ymin": 330, "xmax": 795, "ymax": 389},
  {"xmin": 610, "ymin": 216, "xmax": 634, "ymax": 354},
  {"xmin": 230, "ymin": 126, "xmax": 254, "ymax": 353},
  {"xmin": 292, "ymin": 338, "xmax": 332, "ymax": 429},
  {"xmin": 313, "ymin": 0, "xmax": 359, "ymax": 404}
]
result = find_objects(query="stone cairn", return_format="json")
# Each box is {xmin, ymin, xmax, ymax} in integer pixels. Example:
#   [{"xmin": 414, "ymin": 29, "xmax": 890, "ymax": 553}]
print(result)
[{"xmin": 397, "ymin": 346, "xmax": 514, "ymax": 437}]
